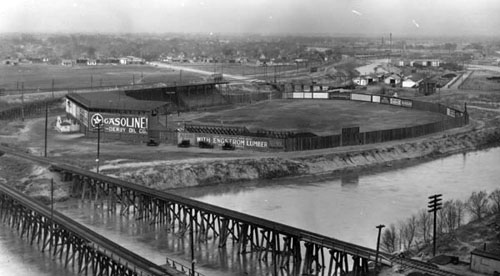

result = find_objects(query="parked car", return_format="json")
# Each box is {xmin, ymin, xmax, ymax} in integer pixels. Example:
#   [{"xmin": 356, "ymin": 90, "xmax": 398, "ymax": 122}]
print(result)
[
  {"xmin": 198, "ymin": 141, "xmax": 214, "ymax": 149},
  {"xmin": 222, "ymin": 142, "xmax": 235, "ymax": 150},
  {"xmin": 178, "ymin": 140, "xmax": 190, "ymax": 147},
  {"xmin": 146, "ymin": 139, "xmax": 159, "ymax": 146}
]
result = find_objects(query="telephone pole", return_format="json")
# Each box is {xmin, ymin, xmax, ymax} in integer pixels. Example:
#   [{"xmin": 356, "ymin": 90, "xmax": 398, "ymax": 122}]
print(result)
[
  {"xmin": 375, "ymin": 224, "xmax": 385, "ymax": 269},
  {"xmin": 428, "ymin": 194, "xmax": 443, "ymax": 256}
]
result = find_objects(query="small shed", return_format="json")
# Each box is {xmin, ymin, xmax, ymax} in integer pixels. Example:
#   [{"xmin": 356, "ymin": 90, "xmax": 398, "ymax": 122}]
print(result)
[
  {"xmin": 471, "ymin": 245, "xmax": 500, "ymax": 275},
  {"xmin": 419, "ymin": 78, "xmax": 437, "ymax": 95}
]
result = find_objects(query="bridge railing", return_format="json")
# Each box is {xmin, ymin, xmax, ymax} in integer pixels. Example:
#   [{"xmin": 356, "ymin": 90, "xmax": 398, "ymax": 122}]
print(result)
[{"xmin": 164, "ymin": 257, "xmax": 205, "ymax": 276}]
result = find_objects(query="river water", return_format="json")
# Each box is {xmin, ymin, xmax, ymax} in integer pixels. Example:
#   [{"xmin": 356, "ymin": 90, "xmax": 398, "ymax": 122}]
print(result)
[{"xmin": 1, "ymin": 147, "xmax": 499, "ymax": 275}]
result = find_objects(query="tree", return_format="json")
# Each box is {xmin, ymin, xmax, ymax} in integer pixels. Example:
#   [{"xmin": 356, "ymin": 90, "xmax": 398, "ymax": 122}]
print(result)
[
  {"xmin": 442, "ymin": 200, "xmax": 459, "ymax": 233},
  {"xmin": 400, "ymin": 215, "xmax": 418, "ymax": 250},
  {"xmin": 381, "ymin": 224, "xmax": 399, "ymax": 253},
  {"xmin": 418, "ymin": 209, "xmax": 432, "ymax": 244},
  {"xmin": 489, "ymin": 189, "xmax": 500, "ymax": 214},
  {"xmin": 454, "ymin": 200, "xmax": 466, "ymax": 228},
  {"xmin": 467, "ymin": 191, "xmax": 490, "ymax": 220}
]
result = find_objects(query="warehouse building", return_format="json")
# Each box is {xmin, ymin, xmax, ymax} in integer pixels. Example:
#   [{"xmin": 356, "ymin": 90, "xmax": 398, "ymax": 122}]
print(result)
[{"xmin": 64, "ymin": 91, "xmax": 168, "ymax": 142}]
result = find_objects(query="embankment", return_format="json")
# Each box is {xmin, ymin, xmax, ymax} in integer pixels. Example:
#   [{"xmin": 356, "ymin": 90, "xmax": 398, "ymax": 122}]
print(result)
[{"xmin": 102, "ymin": 125, "xmax": 500, "ymax": 190}]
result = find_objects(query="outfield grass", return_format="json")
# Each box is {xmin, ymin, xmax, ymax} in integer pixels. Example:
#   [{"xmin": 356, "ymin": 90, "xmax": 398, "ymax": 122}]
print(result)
[
  {"xmin": 0, "ymin": 64, "xmax": 205, "ymax": 92},
  {"xmin": 192, "ymin": 99, "xmax": 448, "ymax": 135}
]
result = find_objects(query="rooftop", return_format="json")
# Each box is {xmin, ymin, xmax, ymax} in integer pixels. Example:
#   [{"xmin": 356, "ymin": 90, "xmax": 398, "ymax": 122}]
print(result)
[{"xmin": 67, "ymin": 91, "xmax": 167, "ymax": 112}]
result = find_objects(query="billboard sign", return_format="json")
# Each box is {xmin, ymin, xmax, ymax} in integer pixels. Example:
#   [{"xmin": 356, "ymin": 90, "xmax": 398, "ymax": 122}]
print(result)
[
  {"xmin": 390, "ymin": 98, "xmax": 402, "ymax": 106},
  {"xmin": 89, "ymin": 113, "xmax": 148, "ymax": 134},
  {"xmin": 401, "ymin": 99, "xmax": 413, "ymax": 108}
]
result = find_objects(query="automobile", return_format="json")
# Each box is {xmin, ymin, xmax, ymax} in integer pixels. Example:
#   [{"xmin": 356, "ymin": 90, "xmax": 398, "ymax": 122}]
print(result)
[
  {"xmin": 178, "ymin": 140, "xmax": 191, "ymax": 147},
  {"xmin": 198, "ymin": 141, "xmax": 214, "ymax": 149},
  {"xmin": 146, "ymin": 139, "xmax": 159, "ymax": 146},
  {"xmin": 222, "ymin": 142, "xmax": 235, "ymax": 150}
]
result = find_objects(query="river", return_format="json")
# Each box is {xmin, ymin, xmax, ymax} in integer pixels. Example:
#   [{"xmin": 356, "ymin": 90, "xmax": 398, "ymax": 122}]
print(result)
[{"xmin": 1, "ymin": 147, "xmax": 499, "ymax": 275}]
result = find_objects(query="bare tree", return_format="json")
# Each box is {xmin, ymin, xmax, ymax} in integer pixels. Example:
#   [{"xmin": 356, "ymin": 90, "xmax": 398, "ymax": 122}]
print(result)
[
  {"xmin": 381, "ymin": 224, "xmax": 399, "ymax": 253},
  {"xmin": 418, "ymin": 209, "xmax": 431, "ymax": 244},
  {"xmin": 489, "ymin": 189, "xmax": 500, "ymax": 214},
  {"xmin": 467, "ymin": 191, "xmax": 490, "ymax": 220},
  {"xmin": 400, "ymin": 215, "xmax": 418, "ymax": 250},
  {"xmin": 454, "ymin": 199, "xmax": 466, "ymax": 227},
  {"xmin": 442, "ymin": 200, "xmax": 458, "ymax": 233}
]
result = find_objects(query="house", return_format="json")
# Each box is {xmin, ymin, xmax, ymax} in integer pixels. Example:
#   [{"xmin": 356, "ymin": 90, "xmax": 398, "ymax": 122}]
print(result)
[
  {"xmin": 402, "ymin": 75, "xmax": 423, "ymax": 88},
  {"xmin": 471, "ymin": 244, "xmax": 500, "ymax": 275},
  {"xmin": 402, "ymin": 79, "xmax": 418, "ymax": 88},
  {"xmin": 119, "ymin": 56, "xmax": 145, "ymax": 65},
  {"xmin": 3, "ymin": 58, "xmax": 19, "ymax": 65},
  {"xmin": 384, "ymin": 73, "xmax": 402, "ymax": 86},
  {"xmin": 410, "ymin": 59, "xmax": 441, "ymax": 67},
  {"xmin": 76, "ymin": 58, "xmax": 88, "ymax": 65},
  {"xmin": 61, "ymin": 59, "xmax": 73, "ymax": 66},
  {"xmin": 353, "ymin": 76, "xmax": 369, "ymax": 86},
  {"xmin": 395, "ymin": 60, "xmax": 408, "ymax": 67}
]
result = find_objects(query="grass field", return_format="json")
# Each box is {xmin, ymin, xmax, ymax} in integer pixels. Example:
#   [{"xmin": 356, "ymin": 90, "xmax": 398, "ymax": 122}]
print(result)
[
  {"xmin": 0, "ymin": 64, "xmax": 205, "ymax": 92},
  {"xmin": 460, "ymin": 70, "xmax": 500, "ymax": 91},
  {"xmin": 189, "ymin": 99, "xmax": 448, "ymax": 135}
]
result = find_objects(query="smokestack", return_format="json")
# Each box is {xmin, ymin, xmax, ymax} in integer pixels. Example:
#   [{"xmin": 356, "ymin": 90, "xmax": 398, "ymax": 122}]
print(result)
[{"xmin": 390, "ymin": 33, "xmax": 392, "ymax": 53}]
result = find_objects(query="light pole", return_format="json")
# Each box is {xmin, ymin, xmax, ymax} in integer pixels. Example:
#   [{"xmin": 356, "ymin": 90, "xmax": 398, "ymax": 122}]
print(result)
[{"xmin": 375, "ymin": 224, "xmax": 385, "ymax": 270}]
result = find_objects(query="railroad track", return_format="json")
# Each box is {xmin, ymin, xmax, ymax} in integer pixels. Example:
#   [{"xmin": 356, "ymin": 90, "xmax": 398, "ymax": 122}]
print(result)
[
  {"xmin": 383, "ymin": 253, "xmax": 462, "ymax": 276},
  {"xmin": 0, "ymin": 144, "xmax": 465, "ymax": 276}
]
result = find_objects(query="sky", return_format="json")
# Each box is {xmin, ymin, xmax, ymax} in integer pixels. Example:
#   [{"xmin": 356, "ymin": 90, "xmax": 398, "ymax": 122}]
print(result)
[{"xmin": 1, "ymin": 0, "xmax": 499, "ymax": 36}]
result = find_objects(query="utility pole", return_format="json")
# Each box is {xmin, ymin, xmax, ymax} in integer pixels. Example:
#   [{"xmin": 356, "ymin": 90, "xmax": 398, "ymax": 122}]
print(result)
[
  {"xmin": 21, "ymin": 82, "xmax": 25, "ymax": 121},
  {"xmin": 50, "ymin": 178, "xmax": 54, "ymax": 252},
  {"xmin": 96, "ymin": 125, "xmax": 101, "ymax": 174},
  {"xmin": 190, "ymin": 209, "xmax": 196, "ymax": 276},
  {"xmin": 428, "ymin": 194, "xmax": 443, "ymax": 257},
  {"xmin": 375, "ymin": 224, "xmax": 385, "ymax": 270},
  {"xmin": 51, "ymin": 79, "xmax": 55, "ymax": 98},
  {"xmin": 90, "ymin": 74, "xmax": 93, "ymax": 90},
  {"xmin": 44, "ymin": 102, "xmax": 48, "ymax": 157}
]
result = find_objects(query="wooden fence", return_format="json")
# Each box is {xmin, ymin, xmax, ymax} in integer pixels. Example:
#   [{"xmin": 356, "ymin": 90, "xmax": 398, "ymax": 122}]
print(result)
[
  {"xmin": 0, "ymin": 98, "xmax": 62, "ymax": 121},
  {"xmin": 283, "ymin": 92, "xmax": 469, "ymax": 151}
]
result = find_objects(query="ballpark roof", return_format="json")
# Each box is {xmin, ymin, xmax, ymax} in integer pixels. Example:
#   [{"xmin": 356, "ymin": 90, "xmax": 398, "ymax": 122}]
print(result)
[{"xmin": 66, "ymin": 91, "xmax": 167, "ymax": 112}]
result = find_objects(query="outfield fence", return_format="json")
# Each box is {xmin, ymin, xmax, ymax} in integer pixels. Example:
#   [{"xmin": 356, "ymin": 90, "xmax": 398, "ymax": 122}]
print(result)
[{"xmin": 283, "ymin": 92, "xmax": 468, "ymax": 151}]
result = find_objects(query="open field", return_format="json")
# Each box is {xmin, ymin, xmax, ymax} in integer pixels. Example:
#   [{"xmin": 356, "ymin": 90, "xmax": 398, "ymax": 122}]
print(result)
[
  {"xmin": 188, "ymin": 99, "xmax": 449, "ymax": 135},
  {"xmin": 460, "ymin": 70, "xmax": 500, "ymax": 91},
  {"xmin": 0, "ymin": 64, "xmax": 205, "ymax": 92}
]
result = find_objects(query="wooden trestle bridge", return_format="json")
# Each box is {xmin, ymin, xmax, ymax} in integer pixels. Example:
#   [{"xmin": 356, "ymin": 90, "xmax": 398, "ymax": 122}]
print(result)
[
  {"xmin": 0, "ymin": 145, "xmax": 460, "ymax": 276},
  {"xmin": 0, "ymin": 181, "xmax": 182, "ymax": 276}
]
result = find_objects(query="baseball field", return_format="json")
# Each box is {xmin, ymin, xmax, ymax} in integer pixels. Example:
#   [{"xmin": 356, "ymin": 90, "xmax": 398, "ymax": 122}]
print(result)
[{"xmin": 186, "ymin": 99, "xmax": 449, "ymax": 136}]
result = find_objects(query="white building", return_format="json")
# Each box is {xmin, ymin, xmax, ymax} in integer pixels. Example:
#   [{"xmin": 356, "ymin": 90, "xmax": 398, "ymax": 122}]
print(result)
[
  {"xmin": 471, "ymin": 248, "xmax": 500, "ymax": 275},
  {"xmin": 353, "ymin": 76, "xmax": 369, "ymax": 86}
]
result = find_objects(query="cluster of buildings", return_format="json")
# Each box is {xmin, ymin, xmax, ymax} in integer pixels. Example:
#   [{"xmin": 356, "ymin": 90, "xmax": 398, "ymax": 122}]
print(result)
[{"xmin": 61, "ymin": 56, "xmax": 145, "ymax": 66}]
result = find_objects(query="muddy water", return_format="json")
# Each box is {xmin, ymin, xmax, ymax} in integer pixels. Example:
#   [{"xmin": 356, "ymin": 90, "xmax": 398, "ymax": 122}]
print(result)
[{"xmin": 1, "ymin": 147, "xmax": 499, "ymax": 276}]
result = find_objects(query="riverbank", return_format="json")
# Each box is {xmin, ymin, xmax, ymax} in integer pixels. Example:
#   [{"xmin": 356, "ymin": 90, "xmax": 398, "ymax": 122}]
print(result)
[{"xmin": 98, "ymin": 123, "xmax": 500, "ymax": 190}]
